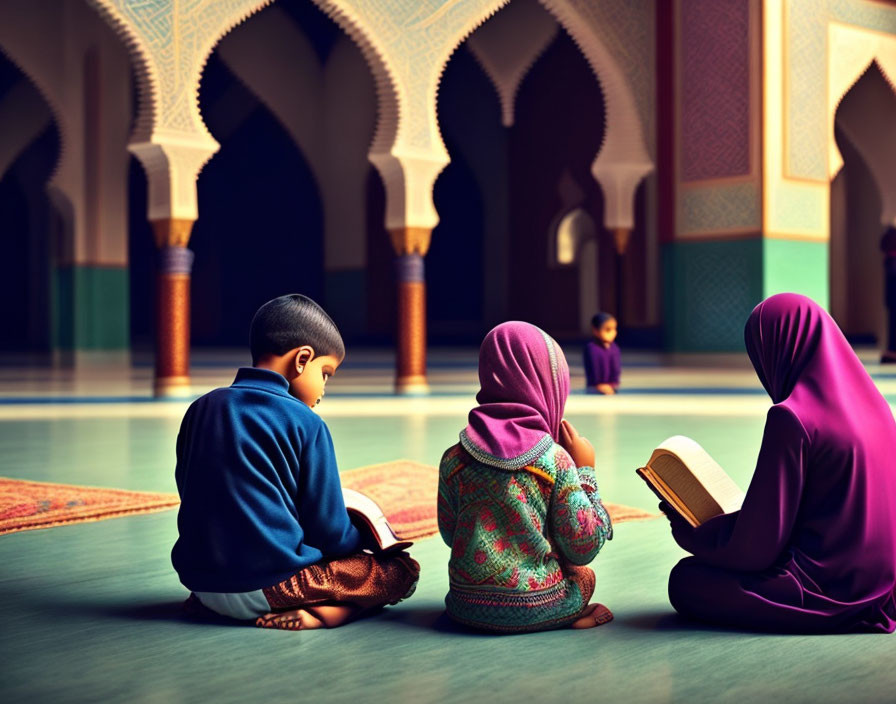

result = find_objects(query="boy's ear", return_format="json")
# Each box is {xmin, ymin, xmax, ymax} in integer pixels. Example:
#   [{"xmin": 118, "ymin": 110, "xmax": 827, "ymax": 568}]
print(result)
[{"xmin": 294, "ymin": 345, "xmax": 315, "ymax": 374}]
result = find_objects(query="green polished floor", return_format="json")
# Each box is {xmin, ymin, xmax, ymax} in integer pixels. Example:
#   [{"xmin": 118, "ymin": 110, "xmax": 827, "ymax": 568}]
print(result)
[{"xmin": 2, "ymin": 356, "xmax": 896, "ymax": 704}]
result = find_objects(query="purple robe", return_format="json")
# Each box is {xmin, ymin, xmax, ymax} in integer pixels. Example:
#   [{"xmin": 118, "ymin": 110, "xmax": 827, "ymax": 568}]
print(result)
[
  {"xmin": 583, "ymin": 341, "xmax": 621, "ymax": 390},
  {"xmin": 668, "ymin": 293, "xmax": 896, "ymax": 633}
]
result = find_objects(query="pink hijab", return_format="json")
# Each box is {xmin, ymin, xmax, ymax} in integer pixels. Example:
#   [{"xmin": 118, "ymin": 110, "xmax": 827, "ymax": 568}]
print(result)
[
  {"xmin": 744, "ymin": 292, "xmax": 889, "ymax": 414},
  {"xmin": 460, "ymin": 321, "xmax": 570, "ymax": 469}
]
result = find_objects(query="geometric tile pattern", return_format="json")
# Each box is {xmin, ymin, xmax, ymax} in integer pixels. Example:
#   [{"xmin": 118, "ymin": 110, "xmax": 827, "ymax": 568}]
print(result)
[
  {"xmin": 681, "ymin": 0, "xmax": 751, "ymax": 181},
  {"xmin": 767, "ymin": 181, "xmax": 827, "ymax": 234},
  {"xmin": 665, "ymin": 238, "xmax": 763, "ymax": 351},
  {"xmin": 679, "ymin": 182, "xmax": 761, "ymax": 235},
  {"xmin": 785, "ymin": 0, "xmax": 828, "ymax": 180}
]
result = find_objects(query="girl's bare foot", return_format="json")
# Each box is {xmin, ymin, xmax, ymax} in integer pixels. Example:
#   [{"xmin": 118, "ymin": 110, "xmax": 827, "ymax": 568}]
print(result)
[
  {"xmin": 571, "ymin": 603, "xmax": 614, "ymax": 629},
  {"xmin": 255, "ymin": 604, "xmax": 360, "ymax": 630}
]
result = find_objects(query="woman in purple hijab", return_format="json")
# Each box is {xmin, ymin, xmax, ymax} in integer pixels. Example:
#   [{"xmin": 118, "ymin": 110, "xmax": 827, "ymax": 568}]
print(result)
[
  {"xmin": 666, "ymin": 293, "xmax": 896, "ymax": 633},
  {"xmin": 437, "ymin": 321, "xmax": 614, "ymax": 632}
]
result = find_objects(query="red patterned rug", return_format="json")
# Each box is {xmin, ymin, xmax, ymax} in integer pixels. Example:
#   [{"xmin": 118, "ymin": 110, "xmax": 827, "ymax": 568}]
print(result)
[
  {"xmin": 0, "ymin": 464, "xmax": 656, "ymax": 537},
  {"xmin": 339, "ymin": 460, "xmax": 658, "ymax": 540},
  {"xmin": 0, "ymin": 477, "xmax": 181, "ymax": 535}
]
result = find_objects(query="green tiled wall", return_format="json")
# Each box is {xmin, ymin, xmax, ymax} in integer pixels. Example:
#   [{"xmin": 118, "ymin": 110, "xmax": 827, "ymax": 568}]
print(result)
[
  {"xmin": 53, "ymin": 265, "xmax": 129, "ymax": 350},
  {"xmin": 664, "ymin": 237, "xmax": 828, "ymax": 351}
]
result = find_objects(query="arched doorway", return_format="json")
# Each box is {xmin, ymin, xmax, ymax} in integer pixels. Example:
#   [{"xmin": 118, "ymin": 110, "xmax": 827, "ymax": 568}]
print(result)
[
  {"xmin": 430, "ymin": 44, "xmax": 498, "ymax": 343},
  {"xmin": 151, "ymin": 0, "xmax": 380, "ymax": 348},
  {"xmin": 191, "ymin": 50, "xmax": 324, "ymax": 348},
  {"xmin": 829, "ymin": 62, "xmax": 896, "ymax": 345},
  {"xmin": 0, "ymin": 51, "xmax": 59, "ymax": 355},
  {"xmin": 433, "ymin": 3, "xmax": 614, "ymax": 343},
  {"xmin": 507, "ymin": 29, "xmax": 606, "ymax": 338}
]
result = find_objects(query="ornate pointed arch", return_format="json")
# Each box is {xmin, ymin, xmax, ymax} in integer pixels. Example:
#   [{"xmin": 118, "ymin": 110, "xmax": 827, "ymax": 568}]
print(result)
[
  {"xmin": 828, "ymin": 22, "xmax": 896, "ymax": 181},
  {"xmin": 537, "ymin": 0, "xmax": 654, "ymax": 230},
  {"xmin": 83, "ymin": 0, "xmax": 160, "ymax": 145},
  {"xmin": 312, "ymin": 0, "xmax": 509, "ymax": 231},
  {"xmin": 0, "ymin": 48, "xmax": 60, "ymax": 182},
  {"xmin": 309, "ymin": 1, "xmax": 403, "ymax": 159},
  {"xmin": 465, "ymin": 0, "xmax": 559, "ymax": 127}
]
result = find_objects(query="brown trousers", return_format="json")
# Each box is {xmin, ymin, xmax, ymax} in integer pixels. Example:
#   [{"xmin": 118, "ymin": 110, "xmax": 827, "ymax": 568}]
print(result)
[{"xmin": 263, "ymin": 551, "xmax": 420, "ymax": 612}]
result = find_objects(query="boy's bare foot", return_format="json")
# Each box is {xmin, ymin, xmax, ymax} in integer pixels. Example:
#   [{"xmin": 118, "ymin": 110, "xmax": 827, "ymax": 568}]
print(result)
[
  {"xmin": 255, "ymin": 604, "xmax": 360, "ymax": 630},
  {"xmin": 570, "ymin": 603, "xmax": 614, "ymax": 629}
]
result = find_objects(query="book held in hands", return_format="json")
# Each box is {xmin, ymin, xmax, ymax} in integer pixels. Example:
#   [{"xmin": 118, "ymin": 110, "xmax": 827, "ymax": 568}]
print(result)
[
  {"xmin": 342, "ymin": 488, "xmax": 414, "ymax": 553},
  {"xmin": 636, "ymin": 435, "xmax": 745, "ymax": 527}
]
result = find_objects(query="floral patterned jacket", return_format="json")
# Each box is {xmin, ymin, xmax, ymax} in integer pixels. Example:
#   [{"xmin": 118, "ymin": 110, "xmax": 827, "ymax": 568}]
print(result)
[{"xmin": 437, "ymin": 441, "xmax": 612, "ymax": 592}]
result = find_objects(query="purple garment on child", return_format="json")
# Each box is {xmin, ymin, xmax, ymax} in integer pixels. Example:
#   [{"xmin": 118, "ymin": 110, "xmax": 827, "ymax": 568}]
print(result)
[
  {"xmin": 583, "ymin": 341, "xmax": 620, "ymax": 389},
  {"xmin": 461, "ymin": 321, "xmax": 569, "ymax": 467},
  {"xmin": 668, "ymin": 293, "xmax": 896, "ymax": 633}
]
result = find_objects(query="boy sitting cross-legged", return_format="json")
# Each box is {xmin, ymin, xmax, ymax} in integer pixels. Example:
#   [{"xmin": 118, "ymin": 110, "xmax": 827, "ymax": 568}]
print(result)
[{"xmin": 172, "ymin": 294, "xmax": 419, "ymax": 630}]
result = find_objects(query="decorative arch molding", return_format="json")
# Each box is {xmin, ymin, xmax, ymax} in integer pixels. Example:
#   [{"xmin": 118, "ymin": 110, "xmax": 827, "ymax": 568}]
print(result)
[
  {"xmin": 82, "ymin": 0, "xmax": 159, "ymax": 146},
  {"xmin": 214, "ymin": 5, "xmax": 327, "ymax": 178},
  {"xmin": 0, "ymin": 45, "xmax": 68, "ymax": 188},
  {"xmin": 537, "ymin": 0, "xmax": 654, "ymax": 231},
  {"xmin": 311, "ymin": 0, "xmax": 510, "ymax": 231},
  {"xmin": 0, "ymin": 54, "xmax": 57, "ymax": 182},
  {"xmin": 465, "ymin": 0, "xmax": 559, "ymax": 128},
  {"xmin": 827, "ymin": 22, "xmax": 896, "ymax": 182},
  {"xmin": 835, "ymin": 61, "xmax": 896, "ymax": 226},
  {"xmin": 86, "ymin": 0, "xmax": 278, "ymax": 221},
  {"xmin": 310, "ymin": 1, "xmax": 402, "ymax": 163}
]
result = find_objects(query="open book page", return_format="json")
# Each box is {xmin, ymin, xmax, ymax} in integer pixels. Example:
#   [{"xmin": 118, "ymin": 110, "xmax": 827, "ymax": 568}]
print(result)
[
  {"xmin": 342, "ymin": 487, "xmax": 414, "ymax": 554},
  {"xmin": 641, "ymin": 436, "xmax": 745, "ymax": 526},
  {"xmin": 636, "ymin": 466, "xmax": 701, "ymax": 526}
]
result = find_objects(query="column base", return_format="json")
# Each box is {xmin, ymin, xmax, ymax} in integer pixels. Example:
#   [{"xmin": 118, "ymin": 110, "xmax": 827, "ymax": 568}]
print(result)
[
  {"xmin": 154, "ymin": 375, "xmax": 193, "ymax": 398},
  {"xmin": 395, "ymin": 375, "xmax": 430, "ymax": 396},
  {"xmin": 881, "ymin": 350, "xmax": 896, "ymax": 364}
]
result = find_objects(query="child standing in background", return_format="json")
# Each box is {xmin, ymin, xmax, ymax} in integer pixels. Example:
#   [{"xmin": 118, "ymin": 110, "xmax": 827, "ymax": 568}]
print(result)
[
  {"xmin": 584, "ymin": 312, "xmax": 621, "ymax": 394},
  {"xmin": 172, "ymin": 294, "xmax": 419, "ymax": 631},
  {"xmin": 437, "ymin": 321, "xmax": 613, "ymax": 633}
]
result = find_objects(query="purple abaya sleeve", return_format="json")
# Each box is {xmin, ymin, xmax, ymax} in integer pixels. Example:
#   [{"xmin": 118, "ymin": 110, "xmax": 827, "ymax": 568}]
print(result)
[{"xmin": 671, "ymin": 406, "xmax": 808, "ymax": 571}]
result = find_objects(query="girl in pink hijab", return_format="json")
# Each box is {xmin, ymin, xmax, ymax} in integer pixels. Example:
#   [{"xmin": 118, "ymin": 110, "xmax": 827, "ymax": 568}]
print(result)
[
  {"xmin": 666, "ymin": 293, "xmax": 896, "ymax": 633},
  {"xmin": 437, "ymin": 321, "xmax": 614, "ymax": 632}
]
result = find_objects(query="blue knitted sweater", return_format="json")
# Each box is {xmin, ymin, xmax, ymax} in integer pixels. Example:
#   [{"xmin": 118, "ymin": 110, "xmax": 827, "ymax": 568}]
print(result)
[{"xmin": 171, "ymin": 367, "xmax": 360, "ymax": 593}]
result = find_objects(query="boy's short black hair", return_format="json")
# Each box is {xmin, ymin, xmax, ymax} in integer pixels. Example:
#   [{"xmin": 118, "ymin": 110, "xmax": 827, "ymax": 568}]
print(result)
[
  {"xmin": 249, "ymin": 294, "xmax": 345, "ymax": 365},
  {"xmin": 591, "ymin": 312, "xmax": 616, "ymax": 329}
]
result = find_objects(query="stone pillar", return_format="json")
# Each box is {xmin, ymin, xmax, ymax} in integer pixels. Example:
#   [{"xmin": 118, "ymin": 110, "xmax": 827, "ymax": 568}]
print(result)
[
  {"xmin": 612, "ymin": 227, "xmax": 632, "ymax": 325},
  {"xmin": 389, "ymin": 226, "xmax": 430, "ymax": 394},
  {"xmin": 152, "ymin": 218, "xmax": 195, "ymax": 397}
]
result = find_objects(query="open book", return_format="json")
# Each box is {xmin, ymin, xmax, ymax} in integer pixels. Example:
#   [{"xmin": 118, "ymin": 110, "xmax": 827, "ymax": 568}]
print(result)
[
  {"xmin": 343, "ymin": 488, "xmax": 414, "ymax": 554},
  {"xmin": 636, "ymin": 436, "xmax": 745, "ymax": 527}
]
